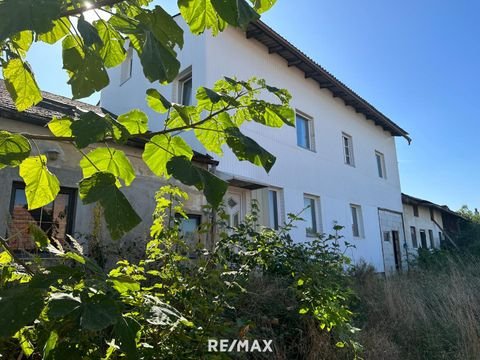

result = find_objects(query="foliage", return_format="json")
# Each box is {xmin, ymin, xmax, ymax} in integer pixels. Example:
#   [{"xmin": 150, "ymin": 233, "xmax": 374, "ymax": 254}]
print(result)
[
  {"xmin": 350, "ymin": 253, "xmax": 480, "ymax": 360},
  {"xmin": 0, "ymin": 187, "xmax": 359, "ymax": 359},
  {"xmin": 0, "ymin": 0, "xmax": 288, "ymax": 240}
]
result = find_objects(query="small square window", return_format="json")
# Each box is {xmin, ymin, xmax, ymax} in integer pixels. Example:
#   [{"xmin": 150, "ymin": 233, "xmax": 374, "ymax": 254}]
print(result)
[
  {"xmin": 375, "ymin": 151, "xmax": 386, "ymax": 179},
  {"xmin": 304, "ymin": 195, "xmax": 320, "ymax": 236},
  {"xmin": 342, "ymin": 133, "xmax": 354, "ymax": 166},
  {"xmin": 350, "ymin": 204, "xmax": 364, "ymax": 238},
  {"xmin": 296, "ymin": 113, "xmax": 314, "ymax": 150},
  {"xmin": 179, "ymin": 75, "xmax": 193, "ymax": 106},
  {"xmin": 383, "ymin": 231, "xmax": 391, "ymax": 242}
]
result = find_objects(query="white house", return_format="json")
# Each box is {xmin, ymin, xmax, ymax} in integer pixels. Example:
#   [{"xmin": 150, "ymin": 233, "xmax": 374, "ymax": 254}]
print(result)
[
  {"xmin": 101, "ymin": 18, "xmax": 412, "ymax": 274},
  {"xmin": 402, "ymin": 193, "xmax": 463, "ymax": 257}
]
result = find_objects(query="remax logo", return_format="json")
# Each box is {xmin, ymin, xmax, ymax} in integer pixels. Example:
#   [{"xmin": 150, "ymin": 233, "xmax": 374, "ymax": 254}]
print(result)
[{"xmin": 207, "ymin": 339, "xmax": 273, "ymax": 353}]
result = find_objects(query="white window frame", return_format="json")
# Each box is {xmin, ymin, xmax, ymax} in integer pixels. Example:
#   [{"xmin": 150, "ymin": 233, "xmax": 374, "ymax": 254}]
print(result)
[
  {"xmin": 342, "ymin": 132, "xmax": 355, "ymax": 166},
  {"xmin": 303, "ymin": 194, "xmax": 321, "ymax": 237},
  {"xmin": 178, "ymin": 72, "xmax": 193, "ymax": 106},
  {"xmin": 296, "ymin": 111, "xmax": 315, "ymax": 151},
  {"xmin": 375, "ymin": 151, "xmax": 387, "ymax": 179},
  {"xmin": 120, "ymin": 47, "xmax": 133, "ymax": 85},
  {"xmin": 350, "ymin": 204, "xmax": 364, "ymax": 238}
]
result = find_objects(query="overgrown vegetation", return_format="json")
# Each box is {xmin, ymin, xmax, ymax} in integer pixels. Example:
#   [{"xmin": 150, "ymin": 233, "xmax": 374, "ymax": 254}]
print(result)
[
  {"xmin": 349, "ymin": 249, "xmax": 480, "ymax": 360},
  {"xmin": 0, "ymin": 187, "xmax": 359, "ymax": 359}
]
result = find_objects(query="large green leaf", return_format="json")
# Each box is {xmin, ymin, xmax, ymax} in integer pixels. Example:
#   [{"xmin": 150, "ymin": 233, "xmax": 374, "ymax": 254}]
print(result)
[
  {"xmin": 70, "ymin": 111, "xmax": 129, "ymax": 148},
  {"xmin": 225, "ymin": 127, "xmax": 275, "ymax": 172},
  {"xmin": 167, "ymin": 156, "xmax": 228, "ymax": 208},
  {"xmin": 146, "ymin": 88, "xmax": 171, "ymax": 113},
  {"xmin": 0, "ymin": 131, "xmax": 31, "ymax": 167},
  {"xmin": 194, "ymin": 112, "xmax": 234, "ymax": 155},
  {"xmin": 95, "ymin": 20, "xmax": 127, "ymax": 68},
  {"xmin": 178, "ymin": 0, "xmax": 227, "ymax": 35},
  {"xmin": 62, "ymin": 35, "xmax": 109, "ymax": 99},
  {"xmin": 2, "ymin": 58, "xmax": 42, "ymax": 111},
  {"xmin": 77, "ymin": 15, "xmax": 102, "ymax": 47},
  {"xmin": 47, "ymin": 293, "xmax": 82, "ymax": 319},
  {"xmin": 48, "ymin": 116, "xmax": 73, "ymax": 137},
  {"xmin": 113, "ymin": 316, "xmax": 140, "ymax": 360},
  {"xmin": 0, "ymin": 0, "xmax": 62, "ymax": 42},
  {"xmin": 0, "ymin": 285, "xmax": 45, "ymax": 338},
  {"xmin": 80, "ymin": 147, "xmax": 136, "ymax": 186},
  {"xmin": 80, "ymin": 295, "xmax": 120, "ymax": 331},
  {"xmin": 211, "ymin": 0, "xmax": 260, "ymax": 29},
  {"xmin": 117, "ymin": 109, "xmax": 149, "ymax": 135},
  {"xmin": 19, "ymin": 155, "xmax": 60, "ymax": 210},
  {"xmin": 38, "ymin": 18, "xmax": 70, "ymax": 44},
  {"xmin": 136, "ymin": 6, "xmax": 184, "ymax": 49},
  {"xmin": 143, "ymin": 135, "xmax": 193, "ymax": 177},
  {"xmin": 139, "ymin": 31, "xmax": 180, "ymax": 83},
  {"xmin": 79, "ymin": 172, "xmax": 141, "ymax": 240},
  {"xmin": 11, "ymin": 31, "xmax": 33, "ymax": 57}
]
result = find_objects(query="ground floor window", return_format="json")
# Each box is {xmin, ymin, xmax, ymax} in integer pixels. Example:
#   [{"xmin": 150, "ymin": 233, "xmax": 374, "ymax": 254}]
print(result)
[
  {"xmin": 7, "ymin": 182, "xmax": 76, "ymax": 250},
  {"xmin": 304, "ymin": 195, "xmax": 320, "ymax": 237},
  {"xmin": 350, "ymin": 204, "xmax": 364, "ymax": 238},
  {"xmin": 420, "ymin": 229, "xmax": 428, "ymax": 248},
  {"xmin": 178, "ymin": 214, "xmax": 202, "ymax": 247}
]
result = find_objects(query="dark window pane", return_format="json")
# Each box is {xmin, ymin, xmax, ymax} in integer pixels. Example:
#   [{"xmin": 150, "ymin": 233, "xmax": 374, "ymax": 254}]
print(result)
[
  {"xmin": 304, "ymin": 197, "xmax": 317, "ymax": 236},
  {"xmin": 268, "ymin": 190, "xmax": 279, "ymax": 230},
  {"xmin": 181, "ymin": 77, "xmax": 193, "ymax": 106},
  {"xmin": 351, "ymin": 206, "xmax": 359, "ymax": 237},
  {"xmin": 410, "ymin": 226, "xmax": 418, "ymax": 248}
]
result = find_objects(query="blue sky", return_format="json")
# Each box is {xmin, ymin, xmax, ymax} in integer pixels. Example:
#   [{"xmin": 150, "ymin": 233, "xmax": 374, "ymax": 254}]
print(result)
[{"xmin": 25, "ymin": 1, "xmax": 479, "ymax": 211}]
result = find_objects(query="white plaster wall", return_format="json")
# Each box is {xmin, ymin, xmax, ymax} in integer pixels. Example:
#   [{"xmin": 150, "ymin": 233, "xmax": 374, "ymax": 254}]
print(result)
[
  {"xmin": 403, "ymin": 204, "xmax": 444, "ymax": 252},
  {"xmin": 100, "ymin": 20, "xmax": 406, "ymax": 272}
]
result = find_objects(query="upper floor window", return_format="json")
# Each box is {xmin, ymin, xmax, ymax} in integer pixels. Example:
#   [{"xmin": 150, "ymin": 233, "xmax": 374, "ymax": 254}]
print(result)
[
  {"xmin": 375, "ymin": 151, "xmax": 386, "ymax": 179},
  {"xmin": 296, "ymin": 113, "xmax": 314, "ymax": 150},
  {"xmin": 179, "ymin": 74, "xmax": 193, "ymax": 106},
  {"xmin": 429, "ymin": 208, "xmax": 435, "ymax": 221},
  {"xmin": 120, "ymin": 47, "xmax": 133, "ymax": 85},
  {"xmin": 413, "ymin": 204, "xmax": 419, "ymax": 217},
  {"xmin": 410, "ymin": 226, "xmax": 418, "ymax": 248},
  {"xmin": 304, "ymin": 195, "xmax": 320, "ymax": 236},
  {"xmin": 8, "ymin": 182, "xmax": 76, "ymax": 251},
  {"xmin": 350, "ymin": 204, "xmax": 364, "ymax": 238},
  {"xmin": 342, "ymin": 133, "xmax": 354, "ymax": 166}
]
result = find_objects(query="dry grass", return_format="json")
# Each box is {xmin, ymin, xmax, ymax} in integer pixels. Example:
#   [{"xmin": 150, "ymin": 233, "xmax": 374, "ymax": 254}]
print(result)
[{"xmin": 353, "ymin": 256, "xmax": 480, "ymax": 360}]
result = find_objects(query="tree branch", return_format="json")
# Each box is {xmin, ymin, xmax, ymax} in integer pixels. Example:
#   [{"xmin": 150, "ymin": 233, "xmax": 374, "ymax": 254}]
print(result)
[{"xmin": 61, "ymin": 0, "xmax": 127, "ymax": 17}]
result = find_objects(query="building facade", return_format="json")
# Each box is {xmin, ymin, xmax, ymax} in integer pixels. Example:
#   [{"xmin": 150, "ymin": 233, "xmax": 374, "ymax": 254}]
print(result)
[{"xmin": 101, "ymin": 19, "xmax": 411, "ymax": 273}]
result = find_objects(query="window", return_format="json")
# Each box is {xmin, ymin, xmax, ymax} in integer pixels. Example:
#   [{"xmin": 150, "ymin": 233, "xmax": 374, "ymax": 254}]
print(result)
[
  {"xmin": 350, "ymin": 204, "xmax": 364, "ymax": 238},
  {"xmin": 296, "ymin": 113, "xmax": 313, "ymax": 150},
  {"xmin": 342, "ymin": 133, "xmax": 354, "ymax": 166},
  {"xmin": 383, "ymin": 231, "xmax": 391, "ymax": 242},
  {"xmin": 120, "ymin": 47, "xmax": 133, "ymax": 84},
  {"xmin": 429, "ymin": 208, "xmax": 435, "ymax": 221},
  {"xmin": 178, "ymin": 214, "xmax": 201, "ymax": 247},
  {"xmin": 268, "ymin": 190, "xmax": 280, "ymax": 230},
  {"xmin": 420, "ymin": 230, "xmax": 427, "ymax": 248},
  {"xmin": 8, "ymin": 182, "xmax": 76, "ymax": 251},
  {"xmin": 413, "ymin": 205, "xmax": 419, "ymax": 217},
  {"xmin": 304, "ymin": 195, "xmax": 320, "ymax": 236},
  {"xmin": 179, "ymin": 74, "xmax": 193, "ymax": 106},
  {"xmin": 375, "ymin": 151, "xmax": 386, "ymax": 179},
  {"xmin": 410, "ymin": 226, "xmax": 418, "ymax": 248},
  {"xmin": 439, "ymin": 232, "xmax": 443, "ymax": 243},
  {"xmin": 428, "ymin": 229, "xmax": 434, "ymax": 248}
]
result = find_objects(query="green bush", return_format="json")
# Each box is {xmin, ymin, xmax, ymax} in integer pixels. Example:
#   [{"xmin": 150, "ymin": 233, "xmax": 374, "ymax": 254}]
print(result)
[{"xmin": 0, "ymin": 186, "xmax": 359, "ymax": 359}]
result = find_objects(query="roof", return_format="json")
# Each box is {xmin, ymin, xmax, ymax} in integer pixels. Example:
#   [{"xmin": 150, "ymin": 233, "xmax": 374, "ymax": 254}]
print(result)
[
  {"xmin": 401, "ymin": 193, "xmax": 463, "ymax": 219},
  {"xmin": 0, "ymin": 80, "xmax": 218, "ymax": 165},
  {"xmin": 246, "ymin": 20, "xmax": 411, "ymax": 143}
]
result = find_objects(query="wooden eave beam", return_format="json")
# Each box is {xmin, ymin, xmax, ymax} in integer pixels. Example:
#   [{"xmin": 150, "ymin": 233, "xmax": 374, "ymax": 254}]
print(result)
[
  {"xmin": 287, "ymin": 59, "xmax": 302, "ymax": 67},
  {"xmin": 268, "ymin": 45, "xmax": 284, "ymax": 53}
]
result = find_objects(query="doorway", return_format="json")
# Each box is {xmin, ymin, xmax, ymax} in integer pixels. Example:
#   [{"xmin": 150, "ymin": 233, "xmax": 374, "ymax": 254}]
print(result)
[{"xmin": 392, "ymin": 230, "xmax": 402, "ymax": 271}]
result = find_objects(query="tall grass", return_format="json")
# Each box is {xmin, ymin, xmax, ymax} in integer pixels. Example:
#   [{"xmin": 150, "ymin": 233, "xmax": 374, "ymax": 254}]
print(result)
[{"xmin": 352, "ymin": 254, "xmax": 480, "ymax": 360}]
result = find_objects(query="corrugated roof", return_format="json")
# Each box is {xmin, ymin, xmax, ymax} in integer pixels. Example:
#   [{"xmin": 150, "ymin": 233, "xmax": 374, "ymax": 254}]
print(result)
[
  {"xmin": 402, "ymin": 193, "xmax": 463, "ymax": 219},
  {"xmin": 246, "ymin": 20, "xmax": 411, "ymax": 142}
]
